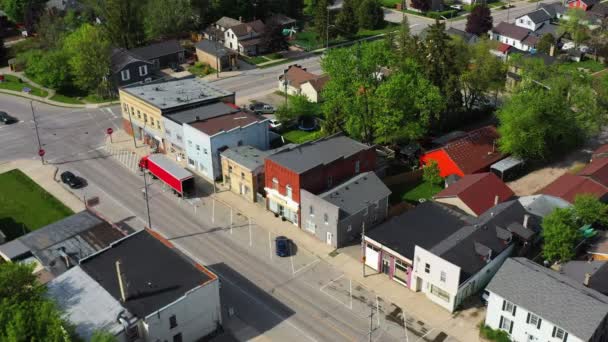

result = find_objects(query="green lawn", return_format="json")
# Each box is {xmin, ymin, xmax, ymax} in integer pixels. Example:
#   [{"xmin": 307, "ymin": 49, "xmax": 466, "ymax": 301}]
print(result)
[
  {"xmin": 283, "ymin": 129, "xmax": 325, "ymax": 144},
  {"xmin": 0, "ymin": 75, "xmax": 48, "ymax": 97},
  {"xmin": 241, "ymin": 55, "xmax": 269, "ymax": 65},
  {"xmin": 292, "ymin": 23, "xmax": 399, "ymax": 51},
  {"xmin": 0, "ymin": 169, "xmax": 73, "ymax": 241},
  {"xmin": 559, "ymin": 59, "xmax": 607, "ymax": 73},
  {"xmin": 50, "ymin": 94, "xmax": 84, "ymax": 104},
  {"xmin": 188, "ymin": 62, "xmax": 216, "ymax": 77},
  {"xmin": 84, "ymin": 94, "xmax": 116, "ymax": 103},
  {"xmin": 381, "ymin": 0, "xmax": 402, "ymax": 7},
  {"xmin": 389, "ymin": 180, "xmax": 443, "ymax": 204}
]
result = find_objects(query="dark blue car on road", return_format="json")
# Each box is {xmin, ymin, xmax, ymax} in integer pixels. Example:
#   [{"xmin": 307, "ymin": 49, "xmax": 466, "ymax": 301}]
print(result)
[{"xmin": 275, "ymin": 236, "xmax": 290, "ymax": 257}]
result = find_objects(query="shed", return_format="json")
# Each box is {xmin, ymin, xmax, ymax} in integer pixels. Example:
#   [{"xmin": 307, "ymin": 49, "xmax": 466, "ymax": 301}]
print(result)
[{"xmin": 490, "ymin": 156, "xmax": 525, "ymax": 181}]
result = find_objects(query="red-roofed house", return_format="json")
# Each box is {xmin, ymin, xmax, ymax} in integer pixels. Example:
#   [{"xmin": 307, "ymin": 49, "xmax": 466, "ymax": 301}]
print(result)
[
  {"xmin": 434, "ymin": 173, "xmax": 515, "ymax": 216},
  {"xmin": 419, "ymin": 126, "xmax": 505, "ymax": 178},
  {"xmin": 540, "ymin": 173, "xmax": 608, "ymax": 203},
  {"xmin": 592, "ymin": 144, "xmax": 608, "ymax": 161},
  {"xmin": 579, "ymin": 158, "xmax": 608, "ymax": 186}
]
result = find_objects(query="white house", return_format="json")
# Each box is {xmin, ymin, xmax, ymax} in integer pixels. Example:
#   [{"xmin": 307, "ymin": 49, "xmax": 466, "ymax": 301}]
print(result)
[
  {"xmin": 278, "ymin": 64, "xmax": 329, "ymax": 103},
  {"xmin": 365, "ymin": 200, "xmax": 540, "ymax": 312},
  {"xmin": 490, "ymin": 22, "xmax": 538, "ymax": 51},
  {"xmin": 224, "ymin": 20, "xmax": 266, "ymax": 56},
  {"xmin": 183, "ymin": 110, "xmax": 269, "ymax": 180},
  {"xmin": 47, "ymin": 230, "xmax": 222, "ymax": 342},
  {"xmin": 484, "ymin": 258, "xmax": 608, "ymax": 342},
  {"xmin": 515, "ymin": 8, "xmax": 552, "ymax": 31}
]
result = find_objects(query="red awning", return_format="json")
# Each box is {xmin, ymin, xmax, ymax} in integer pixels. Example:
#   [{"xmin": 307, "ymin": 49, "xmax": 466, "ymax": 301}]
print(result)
[{"xmin": 498, "ymin": 43, "xmax": 511, "ymax": 54}]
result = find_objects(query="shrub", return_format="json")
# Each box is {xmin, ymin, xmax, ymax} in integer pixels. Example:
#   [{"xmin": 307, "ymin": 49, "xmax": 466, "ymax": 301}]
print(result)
[
  {"xmin": 479, "ymin": 325, "xmax": 511, "ymax": 342},
  {"xmin": 422, "ymin": 160, "xmax": 443, "ymax": 185}
]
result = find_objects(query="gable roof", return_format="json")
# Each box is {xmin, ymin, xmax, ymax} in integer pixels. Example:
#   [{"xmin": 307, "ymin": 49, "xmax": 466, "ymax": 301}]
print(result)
[
  {"xmin": 439, "ymin": 126, "xmax": 505, "ymax": 174},
  {"xmin": 195, "ymin": 39, "xmax": 235, "ymax": 58},
  {"xmin": 580, "ymin": 156, "xmax": 608, "ymax": 186},
  {"xmin": 279, "ymin": 64, "xmax": 327, "ymax": 90},
  {"xmin": 306, "ymin": 75, "xmax": 330, "ymax": 92},
  {"xmin": 215, "ymin": 16, "xmax": 241, "ymax": 29},
  {"xmin": 520, "ymin": 8, "xmax": 552, "ymax": 23},
  {"xmin": 434, "ymin": 172, "xmax": 514, "ymax": 216},
  {"xmin": 110, "ymin": 48, "xmax": 151, "ymax": 73},
  {"xmin": 129, "ymin": 40, "xmax": 184, "ymax": 61},
  {"xmin": 366, "ymin": 201, "xmax": 472, "ymax": 260},
  {"xmin": 80, "ymin": 230, "xmax": 215, "ymax": 318},
  {"xmin": 492, "ymin": 22, "xmax": 531, "ymax": 41},
  {"xmin": 540, "ymin": 172, "xmax": 608, "ymax": 203},
  {"xmin": 518, "ymin": 194, "xmax": 571, "ymax": 217},
  {"xmin": 319, "ymin": 172, "xmax": 391, "ymax": 218},
  {"xmin": 593, "ymin": 144, "xmax": 608, "ymax": 159},
  {"xmin": 230, "ymin": 20, "xmax": 266, "ymax": 36},
  {"xmin": 446, "ymin": 27, "xmax": 478, "ymax": 43},
  {"xmin": 487, "ymin": 258, "xmax": 608, "ymax": 342},
  {"xmin": 538, "ymin": 2, "xmax": 564, "ymax": 17},
  {"xmin": 266, "ymin": 134, "xmax": 371, "ymax": 174},
  {"xmin": 561, "ymin": 260, "xmax": 608, "ymax": 295}
]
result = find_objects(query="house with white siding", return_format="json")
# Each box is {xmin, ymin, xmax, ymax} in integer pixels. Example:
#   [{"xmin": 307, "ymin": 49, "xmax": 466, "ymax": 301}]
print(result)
[
  {"xmin": 484, "ymin": 258, "xmax": 608, "ymax": 342},
  {"xmin": 490, "ymin": 22, "xmax": 539, "ymax": 52}
]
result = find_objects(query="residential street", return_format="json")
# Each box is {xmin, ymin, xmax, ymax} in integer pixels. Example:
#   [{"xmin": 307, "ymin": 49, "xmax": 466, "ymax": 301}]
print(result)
[{"xmin": 0, "ymin": 96, "xmax": 441, "ymax": 342}]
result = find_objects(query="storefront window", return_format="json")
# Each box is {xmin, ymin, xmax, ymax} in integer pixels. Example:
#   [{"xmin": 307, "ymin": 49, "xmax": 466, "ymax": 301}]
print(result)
[
  {"xmin": 393, "ymin": 259, "xmax": 409, "ymax": 285},
  {"xmin": 430, "ymin": 284, "xmax": 450, "ymax": 302}
]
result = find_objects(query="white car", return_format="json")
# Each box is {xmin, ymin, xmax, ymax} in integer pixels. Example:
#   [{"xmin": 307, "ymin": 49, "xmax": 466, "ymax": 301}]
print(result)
[
  {"xmin": 269, "ymin": 119, "xmax": 282, "ymax": 130},
  {"xmin": 562, "ymin": 42, "xmax": 575, "ymax": 50}
]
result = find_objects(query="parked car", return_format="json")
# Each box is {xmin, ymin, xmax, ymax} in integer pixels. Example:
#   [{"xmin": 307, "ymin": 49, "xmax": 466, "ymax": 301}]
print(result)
[
  {"xmin": 0, "ymin": 111, "xmax": 18, "ymax": 124},
  {"xmin": 275, "ymin": 236, "xmax": 291, "ymax": 257},
  {"xmin": 269, "ymin": 118, "xmax": 282, "ymax": 130},
  {"xmin": 249, "ymin": 102, "xmax": 275, "ymax": 114},
  {"xmin": 60, "ymin": 171, "xmax": 85, "ymax": 189}
]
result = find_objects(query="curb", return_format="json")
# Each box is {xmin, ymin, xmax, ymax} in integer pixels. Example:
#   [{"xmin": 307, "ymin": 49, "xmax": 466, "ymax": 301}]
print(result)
[{"xmin": 0, "ymin": 89, "xmax": 119, "ymax": 108}]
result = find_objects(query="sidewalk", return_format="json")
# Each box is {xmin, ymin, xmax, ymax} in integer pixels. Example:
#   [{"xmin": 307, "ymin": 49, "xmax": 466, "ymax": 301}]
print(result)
[{"xmin": 213, "ymin": 189, "xmax": 484, "ymax": 342}]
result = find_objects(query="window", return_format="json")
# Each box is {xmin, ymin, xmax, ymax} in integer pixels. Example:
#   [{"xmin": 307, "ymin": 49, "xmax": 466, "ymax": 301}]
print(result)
[
  {"xmin": 157, "ymin": 121, "xmax": 161, "ymax": 129},
  {"xmin": 173, "ymin": 333, "xmax": 183, "ymax": 342},
  {"xmin": 355, "ymin": 160, "xmax": 360, "ymax": 173},
  {"xmin": 126, "ymin": 325, "xmax": 139, "ymax": 342},
  {"xmin": 499, "ymin": 316, "xmax": 513, "ymax": 334},
  {"xmin": 121, "ymin": 69, "xmax": 130, "ymax": 81},
  {"xmin": 527, "ymin": 313, "xmax": 541, "ymax": 329},
  {"xmin": 169, "ymin": 315, "xmax": 178, "ymax": 329},
  {"xmin": 204, "ymin": 148, "xmax": 208, "ymax": 154},
  {"xmin": 394, "ymin": 259, "xmax": 409, "ymax": 284},
  {"xmin": 177, "ymin": 134, "xmax": 183, "ymax": 142},
  {"xmin": 286, "ymin": 185, "xmax": 292, "ymax": 198},
  {"xmin": 309, "ymin": 206, "xmax": 314, "ymax": 216},
  {"xmin": 188, "ymin": 158, "xmax": 195, "ymax": 167},
  {"xmin": 440, "ymin": 271, "xmax": 446, "ymax": 283},
  {"xmin": 123, "ymin": 103, "xmax": 128, "ymax": 112},
  {"xmin": 165, "ymin": 128, "xmax": 172, "ymax": 136},
  {"xmin": 196, "ymin": 144, "xmax": 200, "ymax": 151},
  {"xmin": 502, "ymin": 300, "xmax": 517, "ymax": 316},
  {"xmin": 241, "ymin": 172, "xmax": 245, "ymax": 179},
  {"xmin": 143, "ymin": 113, "xmax": 148, "ymax": 123},
  {"xmin": 139, "ymin": 65, "xmax": 148, "ymax": 76},
  {"xmin": 553, "ymin": 327, "xmax": 567, "ymax": 341},
  {"xmin": 272, "ymin": 177, "xmax": 278, "ymax": 190},
  {"xmin": 324, "ymin": 213, "xmax": 328, "ymax": 225},
  {"xmin": 424, "ymin": 263, "xmax": 430, "ymax": 273},
  {"xmin": 188, "ymin": 140, "xmax": 192, "ymax": 147},
  {"xmin": 228, "ymin": 166, "xmax": 233, "ymax": 173},
  {"xmin": 137, "ymin": 110, "xmax": 141, "ymax": 119},
  {"xmin": 149, "ymin": 118, "xmax": 154, "ymax": 126},
  {"xmin": 430, "ymin": 284, "xmax": 450, "ymax": 302},
  {"xmin": 305, "ymin": 220, "xmax": 316, "ymax": 233}
]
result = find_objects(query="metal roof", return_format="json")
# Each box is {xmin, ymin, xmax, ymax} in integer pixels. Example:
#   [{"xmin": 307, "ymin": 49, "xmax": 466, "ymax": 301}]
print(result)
[
  {"xmin": 129, "ymin": 39, "xmax": 184, "ymax": 61},
  {"xmin": 487, "ymin": 258, "xmax": 608, "ymax": 341},
  {"xmin": 47, "ymin": 267, "xmax": 132, "ymax": 340},
  {"xmin": 148, "ymin": 154, "xmax": 193, "ymax": 181},
  {"xmin": 0, "ymin": 239, "xmax": 30, "ymax": 260},
  {"xmin": 518, "ymin": 194, "xmax": 571, "ymax": 217},
  {"xmin": 490, "ymin": 156, "xmax": 524, "ymax": 173}
]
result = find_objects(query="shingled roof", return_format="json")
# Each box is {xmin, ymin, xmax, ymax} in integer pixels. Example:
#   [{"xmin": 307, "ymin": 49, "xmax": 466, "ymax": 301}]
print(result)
[
  {"xmin": 492, "ymin": 22, "xmax": 531, "ymax": 41},
  {"xmin": 441, "ymin": 126, "xmax": 504, "ymax": 174}
]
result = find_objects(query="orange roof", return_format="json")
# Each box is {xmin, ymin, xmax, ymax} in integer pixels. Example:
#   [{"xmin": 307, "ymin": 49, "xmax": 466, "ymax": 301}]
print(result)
[
  {"xmin": 441, "ymin": 126, "xmax": 505, "ymax": 174},
  {"xmin": 280, "ymin": 64, "xmax": 327, "ymax": 90},
  {"xmin": 435, "ymin": 172, "xmax": 514, "ymax": 215}
]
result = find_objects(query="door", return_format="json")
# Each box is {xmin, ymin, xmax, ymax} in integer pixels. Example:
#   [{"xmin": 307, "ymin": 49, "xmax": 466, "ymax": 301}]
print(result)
[
  {"xmin": 278, "ymin": 205, "xmax": 284, "ymax": 217},
  {"xmin": 382, "ymin": 255, "xmax": 390, "ymax": 275},
  {"xmin": 326, "ymin": 232, "xmax": 333, "ymax": 245}
]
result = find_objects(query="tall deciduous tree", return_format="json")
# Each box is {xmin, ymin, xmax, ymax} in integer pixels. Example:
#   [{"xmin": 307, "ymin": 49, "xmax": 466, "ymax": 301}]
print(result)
[
  {"xmin": 572, "ymin": 194, "xmax": 608, "ymax": 227},
  {"xmin": 335, "ymin": 0, "xmax": 359, "ymax": 38},
  {"xmin": 465, "ymin": 5, "xmax": 493, "ymax": 36},
  {"xmin": 536, "ymin": 33, "xmax": 556, "ymax": 54},
  {"xmin": 314, "ymin": 0, "xmax": 330, "ymax": 47},
  {"xmin": 143, "ymin": 0, "xmax": 194, "ymax": 40},
  {"xmin": 542, "ymin": 208, "xmax": 580, "ymax": 262},
  {"xmin": 63, "ymin": 24, "xmax": 111, "ymax": 96},
  {"xmin": 22, "ymin": 49, "xmax": 72, "ymax": 90},
  {"xmin": 87, "ymin": 0, "xmax": 145, "ymax": 48},
  {"xmin": 0, "ymin": 0, "xmax": 45, "ymax": 26},
  {"xmin": 559, "ymin": 8, "xmax": 589, "ymax": 47},
  {"xmin": 357, "ymin": 0, "xmax": 384, "ymax": 30},
  {"xmin": 460, "ymin": 39, "xmax": 506, "ymax": 111},
  {"xmin": 410, "ymin": 0, "xmax": 431, "ymax": 12}
]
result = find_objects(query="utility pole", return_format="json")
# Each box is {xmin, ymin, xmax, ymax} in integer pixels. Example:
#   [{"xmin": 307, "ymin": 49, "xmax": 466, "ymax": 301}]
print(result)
[
  {"xmin": 127, "ymin": 109, "xmax": 137, "ymax": 148},
  {"xmin": 362, "ymin": 221, "xmax": 366, "ymax": 277},
  {"xmin": 30, "ymin": 101, "xmax": 44, "ymax": 164},
  {"xmin": 368, "ymin": 305, "xmax": 374, "ymax": 342},
  {"xmin": 283, "ymin": 68, "xmax": 288, "ymax": 107},
  {"xmin": 214, "ymin": 32, "xmax": 220, "ymax": 78},
  {"xmin": 143, "ymin": 170, "xmax": 152, "ymax": 228},
  {"xmin": 326, "ymin": 7, "xmax": 330, "ymax": 51}
]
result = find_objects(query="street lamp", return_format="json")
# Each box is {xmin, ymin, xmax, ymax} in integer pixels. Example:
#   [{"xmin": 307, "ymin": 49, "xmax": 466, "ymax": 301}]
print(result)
[{"xmin": 30, "ymin": 101, "xmax": 44, "ymax": 164}]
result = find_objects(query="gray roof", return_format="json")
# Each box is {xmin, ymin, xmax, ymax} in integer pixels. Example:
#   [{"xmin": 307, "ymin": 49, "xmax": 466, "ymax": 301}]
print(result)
[
  {"xmin": 221, "ymin": 145, "xmax": 270, "ymax": 171},
  {"xmin": 0, "ymin": 239, "xmax": 29, "ymax": 260},
  {"xmin": 80, "ymin": 230, "xmax": 214, "ymax": 318},
  {"xmin": 367, "ymin": 201, "xmax": 472, "ymax": 260},
  {"xmin": 16, "ymin": 211, "xmax": 125, "ymax": 276},
  {"xmin": 47, "ymin": 267, "xmax": 132, "ymax": 340},
  {"xmin": 520, "ymin": 8, "xmax": 552, "ymax": 24},
  {"xmin": 267, "ymin": 134, "xmax": 371, "ymax": 174},
  {"xmin": 534, "ymin": 22, "xmax": 560, "ymax": 38},
  {"xmin": 215, "ymin": 16, "xmax": 242, "ymax": 29},
  {"xmin": 165, "ymin": 102, "xmax": 238, "ymax": 124},
  {"xmin": 487, "ymin": 258, "xmax": 608, "ymax": 341},
  {"xmin": 110, "ymin": 48, "xmax": 151, "ymax": 73},
  {"xmin": 446, "ymin": 27, "xmax": 478, "ymax": 43},
  {"xmin": 122, "ymin": 77, "xmax": 234, "ymax": 112},
  {"xmin": 539, "ymin": 2, "xmax": 565, "ymax": 17},
  {"xmin": 148, "ymin": 154, "xmax": 193, "ymax": 180},
  {"xmin": 129, "ymin": 40, "xmax": 184, "ymax": 61},
  {"xmin": 491, "ymin": 156, "xmax": 524, "ymax": 173},
  {"xmin": 492, "ymin": 22, "xmax": 531, "ymax": 41},
  {"xmin": 195, "ymin": 40, "xmax": 234, "ymax": 58},
  {"xmin": 518, "ymin": 194, "xmax": 571, "ymax": 217},
  {"xmin": 319, "ymin": 172, "xmax": 391, "ymax": 218},
  {"xmin": 561, "ymin": 260, "xmax": 608, "ymax": 295}
]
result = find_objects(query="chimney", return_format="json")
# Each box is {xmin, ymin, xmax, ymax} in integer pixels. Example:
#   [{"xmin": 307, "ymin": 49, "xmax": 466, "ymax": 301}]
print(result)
[
  {"xmin": 115, "ymin": 260, "xmax": 129, "ymax": 302},
  {"xmin": 494, "ymin": 195, "xmax": 500, "ymax": 206},
  {"xmin": 584, "ymin": 273, "xmax": 591, "ymax": 286},
  {"xmin": 549, "ymin": 44, "xmax": 555, "ymax": 57},
  {"xmin": 238, "ymin": 16, "xmax": 243, "ymax": 22},
  {"xmin": 523, "ymin": 214, "xmax": 530, "ymax": 228}
]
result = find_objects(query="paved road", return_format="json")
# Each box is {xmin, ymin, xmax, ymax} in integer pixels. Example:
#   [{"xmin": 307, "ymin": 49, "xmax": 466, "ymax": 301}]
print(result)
[
  {"xmin": 0, "ymin": 96, "xmax": 427, "ymax": 341},
  {"xmin": 212, "ymin": 0, "xmax": 555, "ymax": 106}
]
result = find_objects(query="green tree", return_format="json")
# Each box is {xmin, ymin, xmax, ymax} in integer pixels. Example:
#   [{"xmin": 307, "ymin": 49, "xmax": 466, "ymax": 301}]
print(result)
[
  {"xmin": 34, "ymin": 12, "xmax": 67, "ymax": 50},
  {"xmin": 275, "ymin": 94, "xmax": 319, "ymax": 123},
  {"xmin": 87, "ymin": 0, "xmax": 145, "ymax": 48},
  {"xmin": 423, "ymin": 160, "xmax": 443, "ymax": 185},
  {"xmin": 536, "ymin": 33, "xmax": 556, "ymax": 54},
  {"xmin": 23, "ymin": 49, "xmax": 72, "ymax": 89},
  {"xmin": 91, "ymin": 330, "xmax": 118, "ymax": 342},
  {"xmin": 0, "ymin": 36, "xmax": 5, "ymax": 65},
  {"xmin": 460, "ymin": 40, "xmax": 506, "ymax": 111},
  {"xmin": 559, "ymin": 8, "xmax": 589, "ymax": 47},
  {"xmin": 572, "ymin": 194, "xmax": 608, "ymax": 227},
  {"xmin": 314, "ymin": 0, "xmax": 330, "ymax": 47},
  {"xmin": 63, "ymin": 24, "xmax": 111, "ymax": 96},
  {"xmin": 357, "ymin": 0, "xmax": 384, "ymax": 30},
  {"xmin": 335, "ymin": 0, "xmax": 359, "ymax": 38},
  {"xmin": 542, "ymin": 207, "xmax": 580, "ymax": 262},
  {"xmin": 465, "ymin": 4, "xmax": 493, "ymax": 36},
  {"xmin": 143, "ymin": 0, "xmax": 194, "ymax": 40},
  {"xmin": 0, "ymin": 0, "xmax": 45, "ymax": 25}
]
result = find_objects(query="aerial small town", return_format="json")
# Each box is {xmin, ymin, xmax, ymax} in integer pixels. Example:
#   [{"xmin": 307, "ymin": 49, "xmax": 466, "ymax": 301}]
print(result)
[{"xmin": 1, "ymin": 0, "xmax": 608, "ymax": 341}]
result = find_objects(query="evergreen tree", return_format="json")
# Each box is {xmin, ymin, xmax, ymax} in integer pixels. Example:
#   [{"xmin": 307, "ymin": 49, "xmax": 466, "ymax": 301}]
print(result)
[
  {"xmin": 410, "ymin": 0, "xmax": 431, "ymax": 12},
  {"xmin": 335, "ymin": 0, "xmax": 359, "ymax": 38},
  {"xmin": 314, "ymin": 0, "xmax": 330, "ymax": 47},
  {"xmin": 143, "ymin": 0, "xmax": 194, "ymax": 40},
  {"xmin": 87, "ymin": 0, "xmax": 145, "ymax": 48},
  {"xmin": 465, "ymin": 5, "xmax": 493, "ymax": 36},
  {"xmin": 285, "ymin": 0, "xmax": 305, "ymax": 19},
  {"xmin": 536, "ymin": 33, "xmax": 556, "ymax": 54},
  {"xmin": 357, "ymin": 0, "xmax": 384, "ymax": 30}
]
